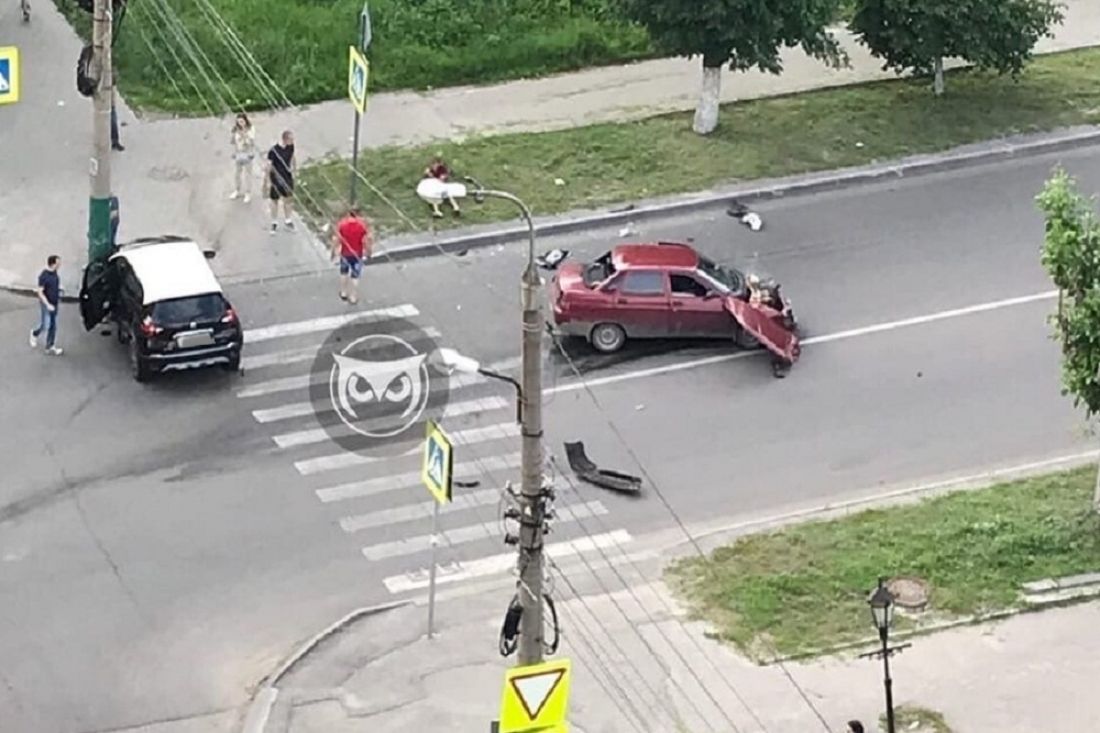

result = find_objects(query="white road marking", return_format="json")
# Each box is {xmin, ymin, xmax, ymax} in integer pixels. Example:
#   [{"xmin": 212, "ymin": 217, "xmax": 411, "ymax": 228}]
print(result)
[
  {"xmin": 239, "ymin": 326, "xmax": 443, "ymax": 375},
  {"xmin": 294, "ymin": 423, "xmax": 520, "ymax": 475},
  {"xmin": 243, "ymin": 304, "xmax": 419, "ymax": 344},
  {"xmin": 361, "ymin": 500, "xmax": 609, "ymax": 561},
  {"xmin": 241, "ymin": 366, "xmax": 513, "ymax": 402},
  {"xmin": 339, "ymin": 487, "xmax": 503, "ymax": 533},
  {"xmin": 547, "ymin": 290, "xmax": 1059, "ymax": 394},
  {"xmin": 246, "ymin": 355, "xmax": 521, "ymax": 421},
  {"xmin": 315, "ymin": 453, "xmax": 523, "ymax": 503},
  {"xmin": 271, "ymin": 397, "xmax": 510, "ymax": 448},
  {"xmin": 382, "ymin": 529, "xmax": 632, "ymax": 594}
]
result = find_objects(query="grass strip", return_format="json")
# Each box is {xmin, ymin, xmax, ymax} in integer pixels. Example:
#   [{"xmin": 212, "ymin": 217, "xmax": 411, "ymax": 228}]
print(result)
[
  {"xmin": 52, "ymin": 0, "xmax": 653, "ymax": 113},
  {"xmin": 665, "ymin": 466, "xmax": 1100, "ymax": 661},
  {"xmin": 299, "ymin": 46, "xmax": 1100, "ymax": 237}
]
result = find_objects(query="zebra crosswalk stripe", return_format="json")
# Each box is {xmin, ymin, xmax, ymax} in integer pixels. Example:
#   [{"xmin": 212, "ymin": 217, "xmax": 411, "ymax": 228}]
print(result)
[
  {"xmin": 243, "ymin": 305, "xmax": 419, "ymax": 344},
  {"xmin": 360, "ymin": 500, "xmax": 609, "ymax": 561},
  {"xmin": 314, "ymin": 453, "xmax": 522, "ymax": 503}
]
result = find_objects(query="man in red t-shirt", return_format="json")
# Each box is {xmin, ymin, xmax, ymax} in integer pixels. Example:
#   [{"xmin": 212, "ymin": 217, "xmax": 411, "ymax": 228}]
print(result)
[{"xmin": 330, "ymin": 207, "xmax": 373, "ymax": 305}]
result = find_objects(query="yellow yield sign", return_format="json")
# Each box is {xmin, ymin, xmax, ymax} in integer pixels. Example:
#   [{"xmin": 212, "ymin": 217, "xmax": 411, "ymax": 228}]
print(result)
[
  {"xmin": 499, "ymin": 658, "xmax": 572, "ymax": 733},
  {"xmin": 347, "ymin": 45, "xmax": 369, "ymax": 115},
  {"xmin": 0, "ymin": 47, "xmax": 21, "ymax": 105}
]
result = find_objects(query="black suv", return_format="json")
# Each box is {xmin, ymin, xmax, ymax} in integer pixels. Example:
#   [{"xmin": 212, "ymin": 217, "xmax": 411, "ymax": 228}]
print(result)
[{"xmin": 79, "ymin": 236, "xmax": 244, "ymax": 382}]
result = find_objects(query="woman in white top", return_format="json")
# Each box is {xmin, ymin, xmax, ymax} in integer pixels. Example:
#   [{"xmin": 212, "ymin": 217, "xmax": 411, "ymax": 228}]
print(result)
[{"xmin": 230, "ymin": 113, "xmax": 256, "ymax": 202}]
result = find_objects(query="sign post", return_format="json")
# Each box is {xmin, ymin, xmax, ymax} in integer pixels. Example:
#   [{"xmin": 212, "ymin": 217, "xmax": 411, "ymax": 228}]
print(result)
[
  {"xmin": 348, "ymin": 2, "xmax": 371, "ymax": 208},
  {"xmin": 422, "ymin": 419, "xmax": 453, "ymax": 639}
]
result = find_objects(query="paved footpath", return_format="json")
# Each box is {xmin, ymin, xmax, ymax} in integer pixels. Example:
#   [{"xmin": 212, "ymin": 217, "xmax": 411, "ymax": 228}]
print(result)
[
  {"xmin": 269, "ymin": 581, "xmax": 1100, "ymax": 733},
  {"xmin": 0, "ymin": 1, "xmax": 1097, "ymax": 295}
]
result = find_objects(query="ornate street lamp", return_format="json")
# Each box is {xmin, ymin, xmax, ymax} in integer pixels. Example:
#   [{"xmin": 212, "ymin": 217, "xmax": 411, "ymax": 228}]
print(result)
[{"xmin": 860, "ymin": 577, "xmax": 908, "ymax": 733}]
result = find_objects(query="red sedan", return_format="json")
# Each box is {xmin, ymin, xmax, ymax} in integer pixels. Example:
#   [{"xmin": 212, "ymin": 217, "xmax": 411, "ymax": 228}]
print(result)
[{"xmin": 549, "ymin": 242, "xmax": 799, "ymax": 364}]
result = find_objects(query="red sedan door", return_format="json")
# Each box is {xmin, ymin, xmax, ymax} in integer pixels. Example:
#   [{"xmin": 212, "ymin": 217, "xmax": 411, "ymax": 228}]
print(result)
[
  {"xmin": 669, "ymin": 273, "xmax": 731, "ymax": 337},
  {"xmin": 600, "ymin": 269, "xmax": 671, "ymax": 338}
]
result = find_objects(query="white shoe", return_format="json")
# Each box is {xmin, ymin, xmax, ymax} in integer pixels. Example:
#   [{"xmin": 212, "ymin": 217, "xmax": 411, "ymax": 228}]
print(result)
[
  {"xmin": 29, "ymin": 330, "xmax": 37, "ymax": 348},
  {"xmin": 229, "ymin": 191, "xmax": 240, "ymax": 200},
  {"xmin": 46, "ymin": 346, "xmax": 63, "ymax": 356},
  {"xmin": 284, "ymin": 219, "xmax": 295, "ymax": 230},
  {"xmin": 243, "ymin": 193, "xmax": 251, "ymax": 203},
  {"xmin": 269, "ymin": 222, "xmax": 277, "ymax": 235}
]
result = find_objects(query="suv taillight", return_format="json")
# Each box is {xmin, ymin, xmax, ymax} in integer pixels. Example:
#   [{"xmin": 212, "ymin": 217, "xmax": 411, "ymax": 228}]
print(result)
[
  {"xmin": 141, "ymin": 316, "xmax": 162, "ymax": 336},
  {"xmin": 221, "ymin": 306, "xmax": 238, "ymax": 324}
]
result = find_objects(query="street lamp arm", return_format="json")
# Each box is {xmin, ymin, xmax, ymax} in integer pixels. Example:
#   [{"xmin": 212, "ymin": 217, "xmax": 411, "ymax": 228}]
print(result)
[{"xmin": 480, "ymin": 368, "xmax": 524, "ymax": 423}]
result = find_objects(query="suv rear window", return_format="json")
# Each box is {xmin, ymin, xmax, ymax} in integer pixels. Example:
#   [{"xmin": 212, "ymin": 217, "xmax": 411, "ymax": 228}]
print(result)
[{"xmin": 151, "ymin": 294, "xmax": 226, "ymax": 325}]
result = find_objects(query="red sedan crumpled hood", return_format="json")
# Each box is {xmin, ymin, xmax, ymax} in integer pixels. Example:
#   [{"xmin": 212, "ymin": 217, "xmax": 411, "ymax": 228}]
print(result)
[{"xmin": 724, "ymin": 297, "xmax": 800, "ymax": 363}]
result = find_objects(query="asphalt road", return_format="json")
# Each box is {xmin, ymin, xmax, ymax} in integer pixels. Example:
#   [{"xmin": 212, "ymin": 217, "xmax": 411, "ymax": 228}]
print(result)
[{"xmin": 1, "ymin": 143, "xmax": 1097, "ymax": 732}]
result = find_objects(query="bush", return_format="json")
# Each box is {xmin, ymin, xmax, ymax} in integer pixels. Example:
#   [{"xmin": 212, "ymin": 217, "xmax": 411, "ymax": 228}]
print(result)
[{"xmin": 54, "ymin": 0, "xmax": 655, "ymax": 114}]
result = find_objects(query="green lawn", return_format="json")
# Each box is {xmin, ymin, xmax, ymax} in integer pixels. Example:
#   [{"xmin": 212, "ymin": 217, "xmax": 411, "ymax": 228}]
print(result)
[
  {"xmin": 297, "ymin": 47, "xmax": 1100, "ymax": 238},
  {"xmin": 53, "ymin": 0, "xmax": 653, "ymax": 114},
  {"xmin": 666, "ymin": 466, "xmax": 1100, "ymax": 662}
]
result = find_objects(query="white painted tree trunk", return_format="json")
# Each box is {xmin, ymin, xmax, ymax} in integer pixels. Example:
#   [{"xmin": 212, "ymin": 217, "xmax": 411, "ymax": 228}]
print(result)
[
  {"xmin": 693, "ymin": 63, "xmax": 722, "ymax": 135},
  {"xmin": 933, "ymin": 57, "xmax": 945, "ymax": 96},
  {"xmin": 1094, "ymin": 456, "xmax": 1100, "ymax": 512}
]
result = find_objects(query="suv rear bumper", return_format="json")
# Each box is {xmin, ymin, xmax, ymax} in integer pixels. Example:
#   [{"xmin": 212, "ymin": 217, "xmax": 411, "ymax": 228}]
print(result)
[{"xmin": 144, "ymin": 342, "xmax": 240, "ymax": 371}]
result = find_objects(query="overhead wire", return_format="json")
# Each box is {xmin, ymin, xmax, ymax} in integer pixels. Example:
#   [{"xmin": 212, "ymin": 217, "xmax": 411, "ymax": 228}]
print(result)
[
  {"xmin": 546, "ymin": 331, "xmax": 834, "ymax": 732},
  {"xmin": 119, "ymin": 5, "xmax": 792, "ymax": 729},
  {"xmin": 126, "ymin": 14, "xmax": 704, "ymax": 726}
]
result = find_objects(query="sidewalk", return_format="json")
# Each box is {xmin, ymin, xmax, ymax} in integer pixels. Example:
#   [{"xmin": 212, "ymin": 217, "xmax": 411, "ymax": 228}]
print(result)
[
  {"xmin": 270, "ymin": 585, "xmax": 1100, "ymax": 733},
  {"xmin": 1, "ymin": 0, "xmax": 1097, "ymax": 295}
]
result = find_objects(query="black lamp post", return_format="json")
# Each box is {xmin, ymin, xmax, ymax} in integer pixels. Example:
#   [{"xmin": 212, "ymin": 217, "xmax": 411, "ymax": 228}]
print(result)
[{"xmin": 868, "ymin": 578, "xmax": 897, "ymax": 733}]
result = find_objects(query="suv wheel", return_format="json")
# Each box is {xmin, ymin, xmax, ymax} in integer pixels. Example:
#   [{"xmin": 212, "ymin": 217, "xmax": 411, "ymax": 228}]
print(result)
[
  {"xmin": 590, "ymin": 323, "xmax": 626, "ymax": 354},
  {"xmin": 223, "ymin": 352, "xmax": 241, "ymax": 374},
  {"xmin": 129, "ymin": 330, "xmax": 152, "ymax": 382}
]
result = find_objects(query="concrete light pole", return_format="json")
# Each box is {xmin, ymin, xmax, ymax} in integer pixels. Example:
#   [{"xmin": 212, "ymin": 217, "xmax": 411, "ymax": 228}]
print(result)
[
  {"xmin": 89, "ymin": 0, "xmax": 114, "ymax": 264},
  {"xmin": 456, "ymin": 181, "xmax": 545, "ymax": 665}
]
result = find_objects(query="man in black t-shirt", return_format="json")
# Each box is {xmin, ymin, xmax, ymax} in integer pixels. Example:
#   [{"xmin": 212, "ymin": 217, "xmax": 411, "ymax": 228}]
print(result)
[
  {"xmin": 264, "ymin": 129, "xmax": 296, "ymax": 234},
  {"xmin": 29, "ymin": 254, "xmax": 63, "ymax": 355}
]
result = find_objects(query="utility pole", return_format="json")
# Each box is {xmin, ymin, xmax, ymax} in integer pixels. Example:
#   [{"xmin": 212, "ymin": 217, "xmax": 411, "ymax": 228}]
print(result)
[
  {"xmin": 516, "ymin": 205, "xmax": 545, "ymax": 666},
  {"xmin": 88, "ymin": 0, "xmax": 113, "ymax": 264},
  {"xmin": 457, "ymin": 184, "xmax": 547, "ymax": 666}
]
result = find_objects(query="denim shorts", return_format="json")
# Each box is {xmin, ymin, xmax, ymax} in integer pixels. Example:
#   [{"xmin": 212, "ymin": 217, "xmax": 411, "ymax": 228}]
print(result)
[{"xmin": 339, "ymin": 255, "xmax": 363, "ymax": 278}]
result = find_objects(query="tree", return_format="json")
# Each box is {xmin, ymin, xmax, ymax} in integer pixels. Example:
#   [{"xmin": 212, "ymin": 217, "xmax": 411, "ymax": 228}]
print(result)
[
  {"xmin": 1036, "ymin": 168, "xmax": 1100, "ymax": 512},
  {"xmin": 618, "ymin": 0, "xmax": 846, "ymax": 135},
  {"xmin": 849, "ymin": 0, "xmax": 1063, "ymax": 96}
]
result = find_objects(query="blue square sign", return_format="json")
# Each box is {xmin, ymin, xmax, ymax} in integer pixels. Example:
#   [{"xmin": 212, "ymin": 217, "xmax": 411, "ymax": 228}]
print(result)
[{"xmin": 0, "ymin": 47, "xmax": 20, "ymax": 105}]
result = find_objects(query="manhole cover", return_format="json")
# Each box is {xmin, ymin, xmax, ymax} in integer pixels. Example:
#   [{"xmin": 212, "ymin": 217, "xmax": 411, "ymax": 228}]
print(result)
[{"xmin": 887, "ymin": 576, "xmax": 930, "ymax": 610}]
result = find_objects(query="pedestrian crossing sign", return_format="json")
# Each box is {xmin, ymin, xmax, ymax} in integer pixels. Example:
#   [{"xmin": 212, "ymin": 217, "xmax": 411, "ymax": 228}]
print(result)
[
  {"xmin": 0, "ymin": 47, "xmax": 21, "ymax": 105},
  {"xmin": 422, "ymin": 419, "xmax": 453, "ymax": 504},
  {"xmin": 347, "ymin": 46, "xmax": 369, "ymax": 116}
]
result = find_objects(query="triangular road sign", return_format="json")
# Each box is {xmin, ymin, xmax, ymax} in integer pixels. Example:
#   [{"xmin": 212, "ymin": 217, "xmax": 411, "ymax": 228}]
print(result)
[{"xmin": 510, "ymin": 668, "xmax": 565, "ymax": 721}]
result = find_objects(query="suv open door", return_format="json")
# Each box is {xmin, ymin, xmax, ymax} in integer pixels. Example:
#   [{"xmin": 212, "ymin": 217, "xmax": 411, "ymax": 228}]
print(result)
[
  {"xmin": 724, "ymin": 297, "xmax": 800, "ymax": 363},
  {"xmin": 79, "ymin": 259, "xmax": 116, "ymax": 331}
]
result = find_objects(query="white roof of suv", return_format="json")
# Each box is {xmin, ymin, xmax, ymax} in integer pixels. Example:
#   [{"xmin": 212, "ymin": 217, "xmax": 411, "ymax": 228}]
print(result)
[{"xmin": 111, "ymin": 237, "xmax": 223, "ymax": 306}]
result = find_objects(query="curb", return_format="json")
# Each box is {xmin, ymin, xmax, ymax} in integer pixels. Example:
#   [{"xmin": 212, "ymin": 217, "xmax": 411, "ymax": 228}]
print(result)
[
  {"xmin": 370, "ymin": 124, "xmax": 1100, "ymax": 264},
  {"xmin": 240, "ymin": 599, "xmax": 413, "ymax": 733}
]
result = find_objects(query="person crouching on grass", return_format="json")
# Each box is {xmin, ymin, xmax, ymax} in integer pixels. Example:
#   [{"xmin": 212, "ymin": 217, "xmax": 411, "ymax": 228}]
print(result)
[{"xmin": 331, "ymin": 207, "xmax": 373, "ymax": 305}]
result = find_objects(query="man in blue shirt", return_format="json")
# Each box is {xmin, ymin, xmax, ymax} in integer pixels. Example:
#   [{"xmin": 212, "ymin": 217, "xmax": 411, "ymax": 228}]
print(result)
[{"xmin": 29, "ymin": 255, "xmax": 63, "ymax": 355}]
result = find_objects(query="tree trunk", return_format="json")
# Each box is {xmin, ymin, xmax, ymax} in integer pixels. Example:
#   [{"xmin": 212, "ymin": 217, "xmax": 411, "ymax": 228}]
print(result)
[
  {"xmin": 933, "ymin": 57, "xmax": 945, "ymax": 96},
  {"xmin": 1094, "ymin": 456, "xmax": 1100, "ymax": 512},
  {"xmin": 693, "ymin": 62, "xmax": 722, "ymax": 135}
]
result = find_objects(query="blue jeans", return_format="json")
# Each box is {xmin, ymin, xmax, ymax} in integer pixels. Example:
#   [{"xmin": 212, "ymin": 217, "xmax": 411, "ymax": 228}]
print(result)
[{"xmin": 33, "ymin": 303, "xmax": 58, "ymax": 348}]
